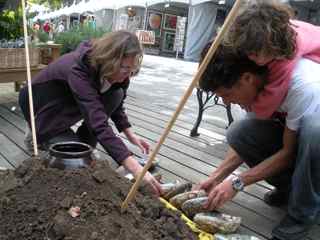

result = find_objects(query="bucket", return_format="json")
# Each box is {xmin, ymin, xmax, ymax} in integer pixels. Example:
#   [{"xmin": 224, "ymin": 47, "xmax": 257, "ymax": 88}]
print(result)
[{"xmin": 46, "ymin": 141, "xmax": 94, "ymax": 170}]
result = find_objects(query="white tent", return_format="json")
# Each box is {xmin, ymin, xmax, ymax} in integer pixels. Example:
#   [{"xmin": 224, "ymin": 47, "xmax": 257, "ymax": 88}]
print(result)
[
  {"xmin": 34, "ymin": 0, "xmax": 218, "ymax": 20},
  {"xmin": 32, "ymin": 0, "xmax": 233, "ymax": 60}
]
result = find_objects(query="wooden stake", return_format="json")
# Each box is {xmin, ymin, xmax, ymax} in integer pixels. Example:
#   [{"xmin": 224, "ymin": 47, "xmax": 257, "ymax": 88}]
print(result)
[
  {"xmin": 121, "ymin": 0, "xmax": 244, "ymax": 211},
  {"xmin": 21, "ymin": 0, "xmax": 38, "ymax": 156}
]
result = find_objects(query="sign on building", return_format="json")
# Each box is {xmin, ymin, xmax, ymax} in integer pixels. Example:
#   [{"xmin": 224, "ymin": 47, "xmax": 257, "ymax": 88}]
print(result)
[{"xmin": 136, "ymin": 30, "xmax": 156, "ymax": 45}]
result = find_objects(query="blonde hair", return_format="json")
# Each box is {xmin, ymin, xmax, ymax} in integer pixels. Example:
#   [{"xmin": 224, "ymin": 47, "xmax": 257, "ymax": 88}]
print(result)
[{"xmin": 89, "ymin": 30, "xmax": 143, "ymax": 79}]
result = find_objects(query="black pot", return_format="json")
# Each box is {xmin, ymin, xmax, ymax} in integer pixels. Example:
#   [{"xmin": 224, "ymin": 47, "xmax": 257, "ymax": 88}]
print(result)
[{"xmin": 46, "ymin": 141, "xmax": 94, "ymax": 170}]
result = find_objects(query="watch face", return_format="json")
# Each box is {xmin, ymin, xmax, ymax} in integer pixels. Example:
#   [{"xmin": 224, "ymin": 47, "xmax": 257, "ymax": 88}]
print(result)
[{"xmin": 232, "ymin": 177, "xmax": 244, "ymax": 191}]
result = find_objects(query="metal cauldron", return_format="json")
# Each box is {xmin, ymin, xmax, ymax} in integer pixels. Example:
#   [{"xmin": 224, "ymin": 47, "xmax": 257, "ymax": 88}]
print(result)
[{"xmin": 46, "ymin": 141, "xmax": 94, "ymax": 170}]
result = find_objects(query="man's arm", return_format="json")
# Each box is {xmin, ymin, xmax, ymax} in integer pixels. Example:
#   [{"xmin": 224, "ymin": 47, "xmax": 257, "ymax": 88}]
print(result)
[
  {"xmin": 210, "ymin": 147, "xmax": 244, "ymax": 183},
  {"xmin": 204, "ymin": 126, "xmax": 297, "ymax": 210},
  {"xmin": 195, "ymin": 147, "xmax": 243, "ymax": 191},
  {"xmin": 239, "ymin": 126, "xmax": 297, "ymax": 186}
]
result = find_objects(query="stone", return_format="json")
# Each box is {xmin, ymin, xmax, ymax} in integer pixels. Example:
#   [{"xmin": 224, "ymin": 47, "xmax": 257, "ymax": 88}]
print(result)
[
  {"xmin": 194, "ymin": 212, "xmax": 241, "ymax": 234},
  {"xmin": 169, "ymin": 190, "xmax": 207, "ymax": 209},
  {"xmin": 163, "ymin": 182, "xmax": 192, "ymax": 200},
  {"xmin": 215, "ymin": 233, "xmax": 261, "ymax": 240},
  {"xmin": 181, "ymin": 197, "xmax": 208, "ymax": 217}
]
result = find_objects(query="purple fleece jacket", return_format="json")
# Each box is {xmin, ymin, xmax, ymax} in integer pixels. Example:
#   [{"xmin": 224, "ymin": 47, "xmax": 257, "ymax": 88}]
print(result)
[{"xmin": 31, "ymin": 41, "xmax": 132, "ymax": 164}]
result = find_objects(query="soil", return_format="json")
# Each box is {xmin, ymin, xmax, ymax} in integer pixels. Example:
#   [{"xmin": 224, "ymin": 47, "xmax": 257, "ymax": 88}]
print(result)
[{"xmin": 0, "ymin": 157, "xmax": 197, "ymax": 240}]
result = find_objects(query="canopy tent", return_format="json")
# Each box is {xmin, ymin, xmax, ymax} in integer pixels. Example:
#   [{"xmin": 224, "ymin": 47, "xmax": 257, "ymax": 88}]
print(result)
[
  {"xmin": 33, "ymin": 0, "xmax": 220, "ymax": 20},
  {"xmin": 31, "ymin": 0, "xmax": 235, "ymax": 61}
]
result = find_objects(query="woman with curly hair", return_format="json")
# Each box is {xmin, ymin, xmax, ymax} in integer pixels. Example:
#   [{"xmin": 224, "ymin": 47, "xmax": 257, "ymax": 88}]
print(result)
[
  {"xmin": 19, "ymin": 30, "xmax": 163, "ymax": 195},
  {"xmin": 225, "ymin": 0, "xmax": 320, "ymax": 118}
]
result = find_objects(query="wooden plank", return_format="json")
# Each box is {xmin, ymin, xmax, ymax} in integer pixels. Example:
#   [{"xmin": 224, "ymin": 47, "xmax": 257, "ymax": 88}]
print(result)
[
  {"xmin": 0, "ymin": 132, "xmax": 29, "ymax": 168},
  {"xmin": 121, "ymin": 134, "xmax": 320, "ymax": 240},
  {"xmin": 120, "ymin": 137, "xmax": 271, "ymax": 240},
  {"xmin": 0, "ymin": 98, "xmax": 318, "ymax": 238},
  {"xmin": 0, "ymin": 152, "xmax": 14, "ymax": 170},
  {"xmin": 112, "ymin": 124, "xmax": 286, "ymax": 216},
  {"xmin": 127, "ymin": 94, "xmax": 229, "ymax": 136},
  {"xmin": 127, "ymin": 104, "xmax": 228, "ymax": 154},
  {"xmin": 126, "ymin": 98, "xmax": 228, "ymax": 142},
  {"xmin": 0, "ymin": 114, "xmax": 29, "ymax": 155}
]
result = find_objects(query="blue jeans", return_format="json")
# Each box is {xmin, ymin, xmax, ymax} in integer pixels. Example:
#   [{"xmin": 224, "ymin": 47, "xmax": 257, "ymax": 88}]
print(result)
[{"xmin": 227, "ymin": 113, "xmax": 320, "ymax": 223}]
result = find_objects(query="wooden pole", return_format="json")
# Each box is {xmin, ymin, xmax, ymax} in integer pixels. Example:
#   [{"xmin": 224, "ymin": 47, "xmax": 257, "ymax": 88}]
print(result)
[
  {"xmin": 21, "ymin": 0, "xmax": 39, "ymax": 156},
  {"xmin": 121, "ymin": 0, "xmax": 243, "ymax": 211}
]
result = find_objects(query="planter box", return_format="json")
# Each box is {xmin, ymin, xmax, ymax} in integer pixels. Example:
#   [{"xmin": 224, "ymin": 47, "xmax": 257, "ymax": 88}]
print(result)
[{"xmin": 0, "ymin": 48, "xmax": 40, "ymax": 69}]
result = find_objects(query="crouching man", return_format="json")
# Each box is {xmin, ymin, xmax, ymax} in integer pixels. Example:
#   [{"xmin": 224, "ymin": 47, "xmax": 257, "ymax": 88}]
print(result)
[{"xmin": 195, "ymin": 46, "xmax": 320, "ymax": 240}]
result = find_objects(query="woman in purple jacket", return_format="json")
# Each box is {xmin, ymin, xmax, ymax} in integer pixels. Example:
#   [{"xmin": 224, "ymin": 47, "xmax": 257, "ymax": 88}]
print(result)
[{"xmin": 19, "ymin": 30, "xmax": 162, "ymax": 195}]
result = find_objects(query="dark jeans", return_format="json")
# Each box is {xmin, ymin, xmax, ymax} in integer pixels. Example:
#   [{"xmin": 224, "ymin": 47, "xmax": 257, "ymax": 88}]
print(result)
[
  {"xmin": 227, "ymin": 114, "xmax": 320, "ymax": 223},
  {"xmin": 19, "ymin": 83, "xmax": 124, "ymax": 150}
]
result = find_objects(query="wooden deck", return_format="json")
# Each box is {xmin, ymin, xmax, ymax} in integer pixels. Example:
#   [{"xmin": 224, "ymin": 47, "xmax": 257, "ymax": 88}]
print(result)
[{"xmin": 0, "ymin": 89, "xmax": 319, "ymax": 240}]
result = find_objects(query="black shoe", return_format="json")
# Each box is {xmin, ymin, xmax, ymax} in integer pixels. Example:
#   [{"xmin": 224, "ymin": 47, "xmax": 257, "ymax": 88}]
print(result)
[
  {"xmin": 272, "ymin": 214, "xmax": 313, "ymax": 240},
  {"xmin": 264, "ymin": 188, "xmax": 289, "ymax": 206}
]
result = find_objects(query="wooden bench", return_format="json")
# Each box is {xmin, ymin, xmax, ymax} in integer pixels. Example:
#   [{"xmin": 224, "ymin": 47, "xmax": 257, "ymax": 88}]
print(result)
[{"xmin": 190, "ymin": 87, "xmax": 234, "ymax": 137}]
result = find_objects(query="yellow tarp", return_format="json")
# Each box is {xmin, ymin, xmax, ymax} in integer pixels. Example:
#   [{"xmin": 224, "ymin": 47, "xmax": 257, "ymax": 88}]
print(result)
[{"xmin": 159, "ymin": 197, "xmax": 214, "ymax": 240}]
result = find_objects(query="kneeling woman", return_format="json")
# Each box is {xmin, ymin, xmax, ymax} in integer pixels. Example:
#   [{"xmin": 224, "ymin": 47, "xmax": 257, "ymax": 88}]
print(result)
[{"xmin": 19, "ymin": 30, "xmax": 162, "ymax": 195}]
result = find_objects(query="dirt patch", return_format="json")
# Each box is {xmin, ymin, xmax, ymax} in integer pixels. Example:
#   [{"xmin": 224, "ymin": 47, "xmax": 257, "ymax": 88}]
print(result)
[{"xmin": 0, "ymin": 158, "xmax": 197, "ymax": 240}]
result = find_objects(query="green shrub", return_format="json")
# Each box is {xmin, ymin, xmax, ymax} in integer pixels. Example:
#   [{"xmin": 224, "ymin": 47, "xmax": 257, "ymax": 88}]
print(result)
[
  {"xmin": 0, "ymin": 9, "xmax": 23, "ymax": 39},
  {"xmin": 37, "ymin": 29, "xmax": 49, "ymax": 43},
  {"xmin": 54, "ymin": 25, "xmax": 109, "ymax": 54}
]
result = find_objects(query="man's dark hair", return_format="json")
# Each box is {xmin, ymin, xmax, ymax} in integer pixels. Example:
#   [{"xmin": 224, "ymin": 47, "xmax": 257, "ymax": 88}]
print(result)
[{"xmin": 199, "ymin": 42, "xmax": 268, "ymax": 92}]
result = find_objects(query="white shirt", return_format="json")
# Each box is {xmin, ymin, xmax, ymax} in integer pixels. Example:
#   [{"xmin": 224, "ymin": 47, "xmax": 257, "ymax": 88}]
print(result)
[{"xmin": 278, "ymin": 58, "xmax": 320, "ymax": 131}]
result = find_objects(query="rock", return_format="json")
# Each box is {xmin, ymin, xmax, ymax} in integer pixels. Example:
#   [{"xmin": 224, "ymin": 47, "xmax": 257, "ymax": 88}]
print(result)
[
  {"xmin": 0, "ymin": 171, "xmax": 18, "ymax": 194},
  {"xmin": 15, "ymin": 159, "xmax": 32, "ymax": 178},
  {"xmin": 169, "ymin": 190, "xmax": 207, "ymax": 209},
  {"xmin": 161, "ymin": 182, "xmax": 177, "ymax": 194},
  {"xmin": 163, "ymin": 182, "xmax": 192, "ymax": 200},
  {"xmin": 90, "ymin": 231, "xmax": 99, "ymax": 239},
  {"xmin": 60, "ymin": 196, "xmax": 73, "ymax": 209},
  {"xmin": 181, "ymin": 197, "xmax": 208, "ymax": 217},
  {"xmin": 215, "ymin": 233, "xmax": 261, "ymax": 240},
  {"xmin": 92, "ymin": 170, "xmax": 108, "ymax": 183},
  {"xmin": 193, "ymin": 212, "xmax": 241, "ymax": 234},
  {"xmin": 0, "ymin": 196, "xmax": 11, "ymax": 205},
  {"xmin": 50, "ymin": 211, "xmax": 70, "ymax": 238}
]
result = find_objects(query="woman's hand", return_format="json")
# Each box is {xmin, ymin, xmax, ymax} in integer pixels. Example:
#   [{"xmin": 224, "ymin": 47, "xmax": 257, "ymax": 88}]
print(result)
[
  {"xmin": 142, "ymin": 171, "xmax": 163, "ymax": 196},
  {"xmin": 123, "ymin": 128, "xmax": 150, "ymax": 154},
  {"xmin": 132, "ymin": 138, "xmax": 150, "ymax": 154},
  {"xmin": 122, "ymin": 156, "xmax": 162, "ymax": 196},
  {"xmin": 193, "ymin": 176, "xmax": 220, "ymax": 193}
]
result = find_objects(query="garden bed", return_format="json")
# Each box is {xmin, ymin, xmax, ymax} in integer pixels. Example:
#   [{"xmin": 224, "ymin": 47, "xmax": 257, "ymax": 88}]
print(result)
[{"xmin": 0, "ymin": 157, "xmax": 197, "ymax": 240}]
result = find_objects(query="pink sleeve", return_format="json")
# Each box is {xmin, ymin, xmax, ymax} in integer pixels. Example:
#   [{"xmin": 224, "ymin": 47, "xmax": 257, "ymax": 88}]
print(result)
[{"xmin": 250, "ymin": 20, "xmax": 320, "ymax": 119}]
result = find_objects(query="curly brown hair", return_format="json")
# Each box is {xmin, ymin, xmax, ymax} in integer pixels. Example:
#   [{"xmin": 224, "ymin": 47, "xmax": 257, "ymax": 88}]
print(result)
[{"xmin": 225, "ymin": 0, "xmax": 297, "ymax": 59}]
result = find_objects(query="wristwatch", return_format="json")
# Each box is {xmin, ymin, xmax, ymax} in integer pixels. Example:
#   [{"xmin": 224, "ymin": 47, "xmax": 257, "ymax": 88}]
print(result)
[{"xmin": 231, "ymin": 176, "xmax": 244, "ymax": 191}]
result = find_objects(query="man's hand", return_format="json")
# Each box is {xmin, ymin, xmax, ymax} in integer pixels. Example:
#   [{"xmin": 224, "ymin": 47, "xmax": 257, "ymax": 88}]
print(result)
[
  {"xmin": 193, "ymin": 176, "xmax": 220, "ymax": 193},
  {"xmin": 205, "ymin": 178, "xmax": 237, "ymax": 210}
]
